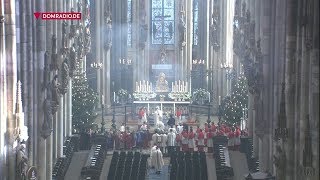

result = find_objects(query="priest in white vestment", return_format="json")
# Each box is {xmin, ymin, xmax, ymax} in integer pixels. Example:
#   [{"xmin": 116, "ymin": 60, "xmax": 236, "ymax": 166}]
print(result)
[
  {"xmin": 153, "ymin": 146, "xmax": 164, "ymax": 174},
  {"xmin": 150, "ymin": 145, "xmax": 157, "ymax": 168},
  {"xmin": 154, "ymin": 106, "xmax": 163, "ymax": 125}
]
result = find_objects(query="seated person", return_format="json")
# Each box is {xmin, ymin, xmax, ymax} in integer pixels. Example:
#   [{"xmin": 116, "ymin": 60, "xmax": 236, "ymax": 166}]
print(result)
[{"xmin": 155, "ymin": 72, "xmax": 169, "ymax": 92}]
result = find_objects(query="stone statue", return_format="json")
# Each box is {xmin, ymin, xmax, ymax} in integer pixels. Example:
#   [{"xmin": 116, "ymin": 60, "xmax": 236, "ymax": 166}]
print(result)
[
  {"xmin": 69, "ymin": 44, "xmax": 77, "ymax": 77},
  {"xmin": 273, "ymin": 145, "xmax": 286, "ymax": 179},
  {"xmin": 139, "ymin": 24, "xmax": 148, "ymax": 49},
  {"xmin": 16, "ymin": 143, "xmax": 28, "ymax": 180},
  {"xmin": 178, "ymin": 12, "xmax": 186, "ymax": 47},
  {"xmin": 43, "ymin": 51, "xmax": 50, "ymax": 90},
  {"xmin": 104, "ymin": 12, "xmax": 112, "ymax": 51},
  {"xmin": 69, "ymin": 10, "xmax": 77, "ymax": 38},
  {"xmin": 42, "ymin": 83, "xmax": 53, "ymax": 139},
  {"xmin": 155, "ymin": 72, "xmax": 169, "ymax": 92},
  {"xmin": 51, "ymin": 35, "xmax": 59, "ymax": 70},
  {"xmin": 59, "ymin": 59, "xmax": 70, "ymax": 95},
  {"xmin": 51, "ymin": 75, "xmax": 60, "ymax": 114},
  {"xmin": 62, "ymin": 21, "xmax": 68, "ymax": 49},
  {"xmin": 84, "ymin": 22, "xmax": 91, "ymax": 53},
  {"xmin": 77, "ymin": 1, "xmax": 82, "ymax": 13}
]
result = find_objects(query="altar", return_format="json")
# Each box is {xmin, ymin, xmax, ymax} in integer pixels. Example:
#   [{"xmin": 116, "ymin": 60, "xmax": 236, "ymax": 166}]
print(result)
[{"xmin": 133, "ymin": 100, "xmax": 190, "ymax": 116}]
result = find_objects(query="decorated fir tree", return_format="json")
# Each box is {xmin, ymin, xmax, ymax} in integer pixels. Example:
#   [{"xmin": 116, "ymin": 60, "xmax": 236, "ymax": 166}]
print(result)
[
  {"xmin": 72, "ymin": 64, "xmax": 98, "ymax": 132},
  {"xmin": 221, "ymin": 75, "xmax": 248, "ymax": 125}
]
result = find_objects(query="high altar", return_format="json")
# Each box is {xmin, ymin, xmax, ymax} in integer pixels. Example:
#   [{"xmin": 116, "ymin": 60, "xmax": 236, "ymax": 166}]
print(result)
[{"xmin": 133, "ymin": 72, "xmax": 191, "ymax": 117}]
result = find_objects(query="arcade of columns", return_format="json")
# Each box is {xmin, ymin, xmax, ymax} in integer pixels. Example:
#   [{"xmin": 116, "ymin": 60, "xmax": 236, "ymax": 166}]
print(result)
[{"xmin": 0, "ymin": 0, "xmax": 319, "ymax": 180}]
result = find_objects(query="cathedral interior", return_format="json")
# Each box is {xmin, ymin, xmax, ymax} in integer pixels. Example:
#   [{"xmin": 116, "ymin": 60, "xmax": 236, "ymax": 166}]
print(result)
[{"xmin": 0, "ymin": 0, "xmax": 319, "ymax": 180}]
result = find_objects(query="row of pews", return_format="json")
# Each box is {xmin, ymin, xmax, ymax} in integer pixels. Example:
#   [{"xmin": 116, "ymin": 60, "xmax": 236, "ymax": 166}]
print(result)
[
  {"xmin": 107, "ymin": 151, "xmax": 148, "ymax": 180},
  {"xmin": 169, "ymin": 151, "xmax": 208, "ymax": 180},
  {"xmin": 213, "ymin": 136, "xmax": 234, "ymax": 180},
  {"xmin": 240, "ymin": 137, "xmax": 259, "ymax": 172},
  {"xmin": 81, "ymin": 135, "xmax": 107, "ymax": 180},
  {"xmin": 52, "ymin": 136, "xmax": 79, "ymax": 180}
]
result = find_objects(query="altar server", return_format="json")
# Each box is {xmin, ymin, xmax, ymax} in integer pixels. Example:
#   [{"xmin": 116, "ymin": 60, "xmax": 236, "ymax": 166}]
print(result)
[
  {"xmin": 188, "ymin": 127, "xmax": 195, "ymax": 152},
  {"xmin": 197, "ymin": 129, "xmax": 205, "ymax": 152},
  {"xmin": 167, "ymin": 129, "xmax": 176, "ymax": 156}
]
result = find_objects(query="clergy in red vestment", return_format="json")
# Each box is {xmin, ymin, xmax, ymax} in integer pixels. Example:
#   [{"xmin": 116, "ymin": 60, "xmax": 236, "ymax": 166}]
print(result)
[
  {"xmin": 207, "ymin": 129, "xmax": 214, "ymax": 153},
  {"xmin": 234, "ymin": 127, "xmax": 241, "ymax": 150},
  {"xmin": 197, "ymin": 129, "xmax": 205, "ymax": 152},
  {"xmin": 181, "ymin": 129, "xmax": 189, "ymax": 152},
  {"xmin": 204, "ymin": 123, "xmax": 209, "ymax": 146},
  {"xmin": 188, "ymin": 127, "xmax": 195, "ymax": 152},
  {"xmin": 228, "ymin": 130, "xmax": 235, "ymax": 151}
]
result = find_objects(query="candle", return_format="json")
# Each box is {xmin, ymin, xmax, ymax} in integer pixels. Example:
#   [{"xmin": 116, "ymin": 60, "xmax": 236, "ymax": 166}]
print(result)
[
  {"xmin": 113, "ymin": 92, "xmax": 116, "ymax": 102},
  {"xmin": 102, "ymin": 95, "xmax": 104, "ymax": 104},
  {"xmin": 218, "ymin": 96, "xmax": 221, "ymax": 105},
  {"xmin": 186, "ymin": 82, "xmax": 188, "ymax": 92},
  {"xmin": 208, "ymin": 93, "xmax": 210, "ymax": 102},
  {"xmin": 172, "ymin": 82, "xmax": 174, "ymax": 92}
]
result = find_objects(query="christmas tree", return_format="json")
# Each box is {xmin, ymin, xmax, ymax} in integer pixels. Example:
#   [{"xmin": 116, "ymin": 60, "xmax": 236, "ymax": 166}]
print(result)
[
  {"xmin": 72, "ymin": 63, "xmax": 98, "ymax": 132},
  {"xmin": 221, "ymin": 75, "xmax": 248, "ymax": 125}
]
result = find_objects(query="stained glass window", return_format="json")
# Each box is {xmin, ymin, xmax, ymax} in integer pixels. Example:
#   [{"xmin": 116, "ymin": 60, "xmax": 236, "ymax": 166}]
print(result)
[
  {"xmin": 127, "ymin": 0, "xmax": 132, "ymax": 46},
  {"xmin": 193, "ymin": 0, "xmax": 199, "ymax": 45},
  {"xmin": 151, "ymin": 0, "xmax": 175, "ymax": 45}
]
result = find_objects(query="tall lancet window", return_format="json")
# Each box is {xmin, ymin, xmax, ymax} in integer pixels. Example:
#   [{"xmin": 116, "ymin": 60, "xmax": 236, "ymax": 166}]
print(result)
[
  {"xmin": 151, "ymin": 0, "xmax": 175, "ymax": 45},
  {"xmin": 127, "ymin": 0, "xmax": 132, "ymax": 46},
  {"xmin": 193, "ymin": 0, "xmax": 199, "ymax": 45}
]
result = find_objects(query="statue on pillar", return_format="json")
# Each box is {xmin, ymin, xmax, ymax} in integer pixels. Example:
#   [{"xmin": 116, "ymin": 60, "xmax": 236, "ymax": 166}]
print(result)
[
  {"xmin": 43, "ymin": 51, "xmax": 50, "ymax": 90},
  {"xmin": 178, "ymin": 11, "xmax": 186, "ymax": 48},
  {"xmin": 273, "ymin": 145, "xmax": 286, "ymax": 180},
  {"xmin": 41, "ymin": 78, "xmax": 54, "ymax": 139},
  {"xmin": 104, "ymin": 11, "xmax": 112, "ymax": 51},
  {"xmin": 59, "ymin": 59, "xmax": 70, "ymax": 95},
  {"xmin": 16, "ymin": 142, "xmax": 28, "ymax": 180},
  {"xmin": 84, "ymin": 22, "xmax": 91, "ymax": 54},
  {"xmin": 51, "ymin": 75, "xmax": 60, "ymax": 114},
  {"xmin": 51, "ymin": 35, "xmax": 59, "ymax": 71},
  {"xmin": 69, "ymin": 43, "xmax": 77, "ymax": 77},
  {"xmin": 62, "ymin": 21, "xmax": 69, "ymax": 55}
]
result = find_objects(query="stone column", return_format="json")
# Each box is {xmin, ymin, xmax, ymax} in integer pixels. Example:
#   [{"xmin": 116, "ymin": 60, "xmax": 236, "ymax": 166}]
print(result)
[
  {"xmin": 35, "ymin": 0, "xmax": 47, "ymax": 178},
  {"xmin": 95, "ymin": 0, "xmax": 101, "ymax": 103},
  {"xmin": 310, "ymin": 0, "xmax": 319, "ymax": 176},
  {"xmin": 285, "ymin": 0, "xmax": 298, "ymax": 179},
  {"xmin": 0, "ymin": 0, "xmax": 7, "ymax": 177},
  {"xmin": 4, "ymin": 0, "xmax": 18, "ymax": 178},
  {"xmin": 57, "ymin": 96, "xmax": 63, "ymax": 157},
  {"xmin": 186, "ymin": 0, "xmax": 192, "ymax": 91},
  {"xmin": 45, "ymin": 0, "xmax": 53, "ymax": 178}
]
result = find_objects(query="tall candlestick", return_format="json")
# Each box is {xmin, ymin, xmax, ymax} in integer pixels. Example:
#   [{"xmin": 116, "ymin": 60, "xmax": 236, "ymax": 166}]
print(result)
[
  {"xmin": 218, "ymin": 96, "xmax": 221, "ymax": 105},
  {"xmin": 113, "ymin": 92, "xmax": 116, "ymax": 102}
]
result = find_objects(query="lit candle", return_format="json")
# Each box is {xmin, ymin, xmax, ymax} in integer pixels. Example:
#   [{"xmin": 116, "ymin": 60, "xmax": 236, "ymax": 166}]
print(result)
[
  {"xmin": 139, "ymin": 81, "xmax": 142, "ymax": 90},
  {"xmin": 185, "ymin": 82, "xmax": 188, "ymax": 92},
  {"xmin": 113, "ymin": 92, "xmax": 116, "ymax": 102},
  {"xmin": 172, "ymin": 82, "xmax": 174, "ymax": 92},
  {"xmin": 102, "ymin": 95, "xmax": 104, "ymax": 105},
  {"xmin": 182, "ymin": 81, "xmax": 185, "ymax": 92},
  {"xmin": 218, "ymin": 96, "xmax": 221, "ymax": 105},
  {"xmin": 208, "ymin": 93, "xmax": 210, "ymax": 102}
]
